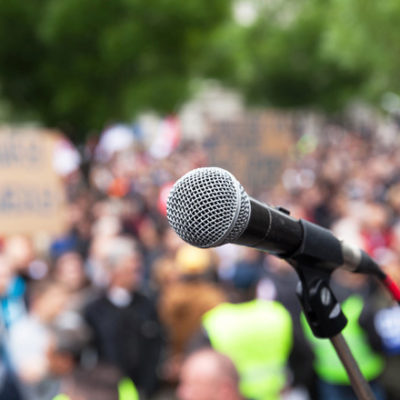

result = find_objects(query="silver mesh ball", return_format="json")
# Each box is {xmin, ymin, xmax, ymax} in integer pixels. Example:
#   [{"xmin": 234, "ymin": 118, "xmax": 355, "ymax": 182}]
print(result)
[{"xmin": 167, "ymin": 167, "xmax": 251, "ymax": 248}]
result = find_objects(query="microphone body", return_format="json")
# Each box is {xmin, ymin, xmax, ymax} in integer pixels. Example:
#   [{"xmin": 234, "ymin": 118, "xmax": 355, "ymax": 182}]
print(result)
[{"xmin": 167, "ymin": 167, "xmax": 383, "ymax": 277}]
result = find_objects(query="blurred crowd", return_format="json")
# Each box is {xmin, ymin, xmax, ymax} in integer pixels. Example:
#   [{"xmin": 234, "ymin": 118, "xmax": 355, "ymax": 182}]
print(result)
[{"xmin": 1, "ymin": 120, "xmax": 400, "ymax": 400}]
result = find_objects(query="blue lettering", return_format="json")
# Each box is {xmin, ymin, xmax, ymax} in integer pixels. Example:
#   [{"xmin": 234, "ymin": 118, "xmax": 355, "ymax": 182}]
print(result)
[
  {"xmin": 0, "ymin": 189, "xmax": 14, "ymax": 211},
  {"xmin": 41, "ymin": 189, "xmax": 53, "ymax": 211},
  {"xmin": 0, "ymin": 185, "xmax": 58, "ymax": 214},
  {"xmin": 0, "ymin": 137, "xmax": 43, "ymax": 168},
  {"xmin": 27, "ymin": 141, "xmax": 41, "ymax": 165}
]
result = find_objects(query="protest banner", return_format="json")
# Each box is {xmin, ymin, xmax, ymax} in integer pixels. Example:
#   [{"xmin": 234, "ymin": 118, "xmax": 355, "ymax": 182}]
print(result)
[
  {"xmin": 206, "ymin": 111, "xmax": 295, "ymax": 195},
  {"xmin": 0, "ymin": 126, "xmax": 67, "ymax": 235}
]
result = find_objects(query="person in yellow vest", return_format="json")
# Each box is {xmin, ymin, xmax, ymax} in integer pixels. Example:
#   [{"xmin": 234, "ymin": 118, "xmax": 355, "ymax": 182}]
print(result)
[
  {"xmin": 198, "ymin": 262, "xmax": 293, "ymax": 400},
  {"xmin": 301, "ymin": 271, "xmax": 386, "ymax": 400}
]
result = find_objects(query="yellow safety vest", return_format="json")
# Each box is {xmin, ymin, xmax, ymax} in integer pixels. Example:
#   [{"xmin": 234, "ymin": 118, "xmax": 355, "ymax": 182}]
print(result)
[
  {"xmin": 203, "ymin": 300, "xmax": 292, "ymax": 400},
  {"xmin": 118, "ymin": 377, "xmax": 139, "ymax": 400},
  {"xmin": 302, "ymin": 295, "xmax": 384, "ymax": 384}
]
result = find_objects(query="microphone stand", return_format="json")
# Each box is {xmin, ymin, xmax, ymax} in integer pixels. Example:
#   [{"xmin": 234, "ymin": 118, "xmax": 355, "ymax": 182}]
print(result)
[
  {"xmin": 287, "ymin": 219, "xmax": 376, "ymax": 400},
  {"xmin": 294, "ymin": 264, "xmax": 375, "ymax": 400},
  {"xmin": 331, "ymin": 334, "xmax": 375, "ymax": 400}
]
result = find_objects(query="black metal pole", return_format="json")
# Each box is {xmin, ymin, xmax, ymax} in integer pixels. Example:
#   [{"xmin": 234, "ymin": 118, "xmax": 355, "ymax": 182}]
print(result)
[{"xmin": 330, "ymin": 334, "xmax": 376, "ymax": 400}]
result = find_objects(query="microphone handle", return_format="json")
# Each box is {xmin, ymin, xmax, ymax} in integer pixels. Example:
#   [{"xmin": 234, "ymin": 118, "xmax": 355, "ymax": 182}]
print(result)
[{"xmin": 233, "ymin": 198, "xmax": 303, "ymax": 256}]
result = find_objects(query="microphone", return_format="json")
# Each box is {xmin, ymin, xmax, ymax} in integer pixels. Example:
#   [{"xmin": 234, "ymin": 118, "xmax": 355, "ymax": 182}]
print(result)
[{"xmin": 167, "ymin": 167, "xmax": 384, "ymax": 277}]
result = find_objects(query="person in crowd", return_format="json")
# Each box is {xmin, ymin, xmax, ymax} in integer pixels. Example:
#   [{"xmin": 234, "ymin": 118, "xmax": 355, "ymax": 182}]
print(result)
[
  {"xmin": 359, "ymin": 202, "xmax": 394, "ymax": 260},
  {"xmin": 0, "ymin": 254, "xmax": 27, "ymax": 330},
  {"xmin": 370, "ymin": 255, "xmax": 400, "ymax": 400},
  {"xmin": 7, "ymin": 280, "xmax": 70, "ymax": 400},
  {"xmin": 158, "ymin": 244, "xmax": 226, "ymax": 383},
  {"xmin": 52, "ymin": 250, "xmax": 97, "ymax": 312},
  {"xmin": 198, "ymin": 263, "xmax": 293, "ymax": 400},
  {"xmin": 0, "ymin": 326, "xmax": 22, "ymax": 400},
  {"xmin": 178, "ymin": 348, "xmax": 243, "ymax": 400},
  {"xmin": 0, "ymin": 255, "xmax": 23, "ymax": 400},
  {"xmin": 84, "ymin": 236, "xmax": 164, "ymax": 399},
  {"xmin": 4, "ymin": 235, "xmax": 36, "ymax": 282},
  {"xmin": 136, "ymin": 216, "xmax": 166, "ymax": 293}
]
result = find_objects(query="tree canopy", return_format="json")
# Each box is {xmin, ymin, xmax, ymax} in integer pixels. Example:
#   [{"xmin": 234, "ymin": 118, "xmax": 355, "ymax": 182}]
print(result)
[
  {"xmin": 0, "ymin": 0, "xmax": 232, "ymax": 140},
  {"xmin": 0, "ymin": 0, "xmax": 399, "ymax": 140},
  {"xmin": 207, "ymin": 0, "xmax": 370, "ymax": 111}
]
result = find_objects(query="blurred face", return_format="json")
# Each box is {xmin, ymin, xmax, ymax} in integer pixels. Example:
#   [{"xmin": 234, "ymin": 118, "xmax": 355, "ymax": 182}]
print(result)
[
  {"xmin": 5, "ymin": 235, "xmax": 34, "ymax": 273},
  {"xmin": 55, "ymin": 252, "xmax": 86, "ymax": 291},
  {"xmin": 138, "ymin": 219, "xmax": 159, "ymax": 248},
  {"xmin": 362, "ymin": 203, "xmax": 389, "ymax": 231},
  {"xmin": 34, "ymin": 286, "xmax": 69, "ymax": 322},
  {"xmin": 111, "ymin": 253, "xmax": 142, "ymax": 291},
  {"xmin": 154, "ymin": 258, "xmax": 179, "ymax": 289}
]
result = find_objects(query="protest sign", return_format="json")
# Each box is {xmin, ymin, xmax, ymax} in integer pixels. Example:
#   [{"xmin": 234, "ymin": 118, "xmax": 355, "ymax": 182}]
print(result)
[{"xmin": 0, "ymin": 127, "xmax": 67, "ymax": 235}]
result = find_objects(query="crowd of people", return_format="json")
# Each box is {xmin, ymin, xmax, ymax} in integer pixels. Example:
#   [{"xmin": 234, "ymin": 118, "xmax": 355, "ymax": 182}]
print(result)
[{"xmin": 1, "ymin": 119, "xmax": 400, "ymax": 400}]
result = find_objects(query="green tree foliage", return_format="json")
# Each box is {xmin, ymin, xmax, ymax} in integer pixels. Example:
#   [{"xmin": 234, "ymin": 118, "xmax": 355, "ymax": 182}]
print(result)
[
  {"xmin": 0, "ymin": 0, "xmax": 232, "ymax": 140},
  {"xmin": 0, "ymin": 0, "xmax": 399, "ymax": 139},
  {"xmin": 321, "ymin": 0, "xmax": 400, "ymax": 102},
  {"xmin": 209, "ymin": 0, "xmax": 369, "ymax": 111},
  {"xmin": 208, "ymin": 0, "xmax": 400, "ymax": 112}
]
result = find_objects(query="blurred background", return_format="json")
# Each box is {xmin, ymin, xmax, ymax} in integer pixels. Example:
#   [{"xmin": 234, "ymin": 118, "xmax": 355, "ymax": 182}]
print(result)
[{"xmin": 1, "ymin": 1, "xmax": 400, "ymax": 399}]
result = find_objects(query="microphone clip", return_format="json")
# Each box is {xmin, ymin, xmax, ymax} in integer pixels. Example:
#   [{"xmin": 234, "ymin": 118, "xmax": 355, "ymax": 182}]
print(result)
[{"xmin": 295, "ymin": 264, "xmax": 347, "ymax": 338}]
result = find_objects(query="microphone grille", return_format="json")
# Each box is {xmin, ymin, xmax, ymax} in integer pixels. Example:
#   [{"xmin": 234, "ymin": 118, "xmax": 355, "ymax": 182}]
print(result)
[{"xmin": 167, "ymin": 167, "xmax": 251, "ymax": 248}]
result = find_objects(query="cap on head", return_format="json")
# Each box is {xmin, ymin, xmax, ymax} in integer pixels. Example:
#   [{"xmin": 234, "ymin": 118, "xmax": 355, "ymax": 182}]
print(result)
[{"xmin": 175, "ymin": 244, "xmax": 212, "ymax": 275}]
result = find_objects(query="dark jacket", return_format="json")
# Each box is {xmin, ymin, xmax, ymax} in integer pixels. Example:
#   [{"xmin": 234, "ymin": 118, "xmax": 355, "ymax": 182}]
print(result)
[{"xmin": 84, "ymin": 291, "xmax": 164, "ymax": 397}]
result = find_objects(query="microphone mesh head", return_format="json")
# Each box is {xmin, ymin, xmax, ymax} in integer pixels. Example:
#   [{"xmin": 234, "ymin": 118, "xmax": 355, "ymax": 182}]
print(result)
[{"xmin": 167, "ymin": 167, "xmax": 251, "ymax": 248}]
